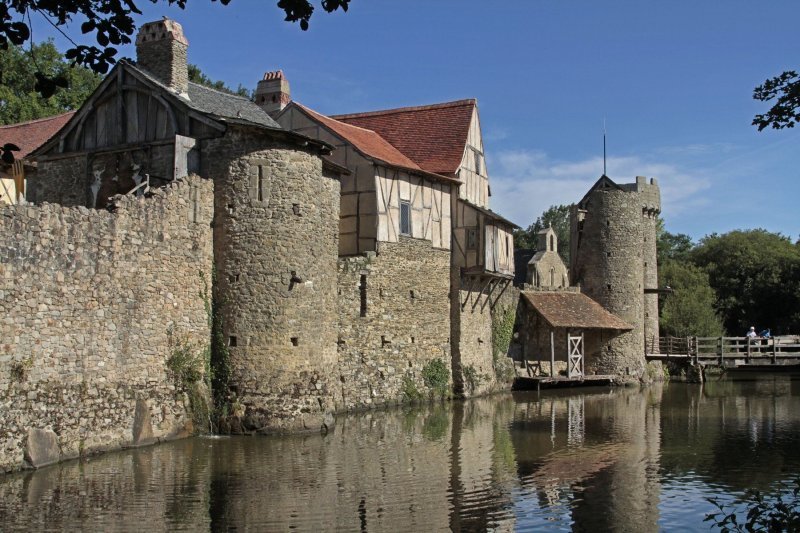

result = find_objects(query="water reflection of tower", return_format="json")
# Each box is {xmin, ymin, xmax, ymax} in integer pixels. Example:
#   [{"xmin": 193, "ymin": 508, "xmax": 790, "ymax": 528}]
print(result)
[
  {"xmin": 509, "ymin": 387, "xmax": 663, "ymax": 531},
  {"xmin": 570, "ymin": 385, "xmax": 663, "ymax": 532}
]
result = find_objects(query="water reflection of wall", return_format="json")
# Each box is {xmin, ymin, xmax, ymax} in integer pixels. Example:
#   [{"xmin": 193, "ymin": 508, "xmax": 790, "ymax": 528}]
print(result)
[
  {"xmin": 0, "ymin": 439, "xmax": 213, "ymax": 531},
  {"xmin": 509, "ymin": 386, "xmax": 663, "ymax": 531},
  {"xmin": 0, "ymin": 397, "xmax": 524, "ymax": 531}
]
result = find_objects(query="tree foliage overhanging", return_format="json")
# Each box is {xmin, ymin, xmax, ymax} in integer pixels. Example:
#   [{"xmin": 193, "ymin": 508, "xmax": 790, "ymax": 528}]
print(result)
[
  {"xmin": 753, "ymin": 70, "xmax": 800, "ymax": 131},
  {"xmin": 0, "ymin": 40, "xmax": 101, "ymax": 125},
  {"xmin": 0, "ymin": 0, "xmax": 351, "ymax": 162}
]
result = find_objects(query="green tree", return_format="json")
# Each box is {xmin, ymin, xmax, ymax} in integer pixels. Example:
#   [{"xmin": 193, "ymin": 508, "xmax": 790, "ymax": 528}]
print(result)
[
  {"xmin": 691, "ymin": 229, "xmax": 800, "ymax": 335},
  {"xmin": 0, "ymin": 0, "xmax": 351, "ymax": 161},
  {"xmin": 513, "ymin": 204, "xmax": 572, "ymax": 263},
  {"xmin": 188, "ymin": 64, "xmax": 251, "ymax": 98},
  {"xmin": 659, "ymin": 260, "xmax": 724, "ymax": 338},
  {"xmin": 656, "ymin": 218, "xmax": 693, "ymax": 264},
  {"xmin": 0, "ymin": 40, "xmax": 102, "ymax": 125},
  {"xmin": 753, "ymin": 70, "xmax": 800, "ymax": 131}
]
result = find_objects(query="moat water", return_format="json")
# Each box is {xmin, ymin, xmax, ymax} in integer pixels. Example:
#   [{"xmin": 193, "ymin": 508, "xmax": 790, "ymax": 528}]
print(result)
[{"xmin": 1, "ymin": 373, "xmax": 799, "ymax": 532}]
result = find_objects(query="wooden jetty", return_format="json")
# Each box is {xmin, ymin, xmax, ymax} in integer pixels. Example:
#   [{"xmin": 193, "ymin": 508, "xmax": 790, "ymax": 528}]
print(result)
[
  {"xmin": 513, "ymin": 375, "xmax": 616, "ymax": 391},
  {"xmin": 646, "ymin": 335, "xmax": 800, "ymax": 368}
]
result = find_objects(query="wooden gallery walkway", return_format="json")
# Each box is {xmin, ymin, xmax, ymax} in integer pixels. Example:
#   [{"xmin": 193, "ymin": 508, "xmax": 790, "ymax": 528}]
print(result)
[{"xmin": 646, "ymin": 336, "xmax": 800, "ymax": 368}]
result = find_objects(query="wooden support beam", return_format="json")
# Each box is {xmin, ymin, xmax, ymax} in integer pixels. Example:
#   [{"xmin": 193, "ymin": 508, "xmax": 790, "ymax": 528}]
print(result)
[
  {"xmin": 480, "ymin": 278, "xmax": 499, "ymax": 312},
  {"xmin": 472, "ymin": 276, "xmax": 493, "ymax": 311},
  {"xmin": 461, "ymin": 276, "xmax": 476, "ymax": 310},
  {"xmin": 490, "ymin": 279, "xmax": 511, "ymax": 310},
  {"xmin": 550, "ymin": 329, "xmax": 555, "ymax": 378}
]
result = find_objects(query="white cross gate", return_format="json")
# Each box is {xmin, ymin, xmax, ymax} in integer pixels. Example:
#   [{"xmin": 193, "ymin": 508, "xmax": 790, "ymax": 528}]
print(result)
[{"xmin": 567, "ymin": 331, "xmax": 584, "ymax": 378}]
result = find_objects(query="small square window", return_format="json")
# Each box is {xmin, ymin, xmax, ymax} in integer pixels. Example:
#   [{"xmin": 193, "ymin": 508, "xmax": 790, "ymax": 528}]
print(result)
[
  {"xmin": 400, "ymin": 201, "xmax": 411, "ymax": 235},
  {"xmin": 466, "ymin": 228, "xmax": 477, "ymax": 250}
]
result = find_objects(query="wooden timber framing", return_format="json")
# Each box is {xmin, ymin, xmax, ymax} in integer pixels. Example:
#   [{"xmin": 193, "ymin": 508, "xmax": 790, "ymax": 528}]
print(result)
[
  {"xmin": 451, "ymin": 198, "xmax": 515, "ymax": 277},
  {"xmin": 36, "ymin": 61, "xmax": 224, "ymax": 159},
  {"xmin": 276, "ymin": 104, "xmax": 452, "ymax": 255}
]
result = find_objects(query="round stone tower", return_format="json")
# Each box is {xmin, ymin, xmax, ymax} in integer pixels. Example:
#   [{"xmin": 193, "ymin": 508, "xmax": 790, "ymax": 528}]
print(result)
[
  {"xmin": 570, "ymin": 176, "xmax": 660, "ymax": 380},
  {"xmin": 204, "ymin": 127, "xmax": 341, "ymax": 433},
  {"xmin": 639, "ymin": 178, "xmax": 661, "ymax": 355}
]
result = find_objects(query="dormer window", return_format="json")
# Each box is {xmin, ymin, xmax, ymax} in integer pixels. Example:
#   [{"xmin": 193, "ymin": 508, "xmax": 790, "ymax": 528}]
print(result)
[{"xmin": 400, "ymin": 201, "xmax": 411, "ymax": 235}]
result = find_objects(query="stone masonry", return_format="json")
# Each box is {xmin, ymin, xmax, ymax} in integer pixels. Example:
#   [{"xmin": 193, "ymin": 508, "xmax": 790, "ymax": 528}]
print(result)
[
  {"xmin": 570, "ymin": 177, "xmax": 661, "ymax": 381},
  {"xmin": 0, "ymin": 176, "xmax": 214, "ymax": 472},
  {"xmin": 337, "ymin": 237, "xmax": 451, "ymax": 410},
  {"xmin": 203, "ymin": 126, "xmax": 342, "ymax": 433}
]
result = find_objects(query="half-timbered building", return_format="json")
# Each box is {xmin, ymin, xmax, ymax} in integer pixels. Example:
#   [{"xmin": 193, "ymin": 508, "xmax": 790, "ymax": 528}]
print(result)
[{"xmin": 275, "ymin": 91, "xmax": 518, "ymax": 397}]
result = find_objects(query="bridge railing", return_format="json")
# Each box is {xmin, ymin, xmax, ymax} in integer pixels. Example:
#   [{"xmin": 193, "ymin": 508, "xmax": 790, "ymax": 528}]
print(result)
[{"xmin": 648, "ymin": 335, "xmax": 800, "ymax": 365}]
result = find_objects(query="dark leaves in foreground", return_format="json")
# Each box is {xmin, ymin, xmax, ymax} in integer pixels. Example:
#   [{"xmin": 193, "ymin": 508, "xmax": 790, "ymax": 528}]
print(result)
[{"xmin": 753, "ymin": 70, "xmax": 800, "ymax": 131}]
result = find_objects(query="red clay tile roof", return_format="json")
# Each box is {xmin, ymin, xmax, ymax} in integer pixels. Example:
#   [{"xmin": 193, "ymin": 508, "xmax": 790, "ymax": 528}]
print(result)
[
  {"xmin": 0, "ymin": 112, "xmax": 75, "ymax": 158},
  {"xmin": 332, "ymin": 99, "xmax": 476, "ymax": 175},
  {"xmin": 293, "ymin": 103, "xmax": 459, "ymax": 184},
  {"xmin": 295, "ymin": 103, "xmax": 421, "ymax": 170},
  {"xmin": 522, "ymin": 291, "xmax": 633, "ymax": 330}
]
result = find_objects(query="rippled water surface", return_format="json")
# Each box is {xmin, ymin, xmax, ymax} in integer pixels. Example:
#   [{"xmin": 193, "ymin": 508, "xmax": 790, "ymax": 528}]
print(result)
[{"xmin": 2, "ymin": 373, "xmax": 800, "ymax": 531}]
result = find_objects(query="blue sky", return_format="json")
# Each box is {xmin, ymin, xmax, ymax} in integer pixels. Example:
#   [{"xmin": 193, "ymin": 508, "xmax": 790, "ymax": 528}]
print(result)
[{"xmin": 36, "ymin": 1, "xmax": 800, "ymax": 240}]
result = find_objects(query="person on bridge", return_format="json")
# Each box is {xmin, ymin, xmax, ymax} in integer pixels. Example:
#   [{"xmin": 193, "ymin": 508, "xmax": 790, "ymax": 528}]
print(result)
[
  {"xmin": 747, "ymin": 326, "xmax": 758, "ymax": 339},
  {"xmin": 760, "ymin": 328, "xmax": 772, "ymax": 338}
]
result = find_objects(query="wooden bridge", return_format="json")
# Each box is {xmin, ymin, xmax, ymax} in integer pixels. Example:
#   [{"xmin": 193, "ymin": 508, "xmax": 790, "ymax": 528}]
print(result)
[{"xmin": 646, "ymin": 336, "xmax": 800, "ymax": 367}]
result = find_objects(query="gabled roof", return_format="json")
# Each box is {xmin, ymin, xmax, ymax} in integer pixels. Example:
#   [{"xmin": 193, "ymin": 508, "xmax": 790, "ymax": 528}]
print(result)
[
  {"xmin": 290, "ymin": 103, "xmax": 459, "ymax": 184},
  {"xmin": 522, "ymin": 291, "xmax": 633, "ymax": 331},
  {"xmin": 127, "ymin": 60, "xmax": 281, "ymax": 129},
  {"xmin": 461, "ymin": 198, "xmax": 519, "ymax": 229},
  {"xmin": 0, "ymin": 112, "xmax": 75, "ymax": 158},
  {"xmin": 32, "ymin": 61, "xmax": 332, "ymax": 159},
  {"xmin": 295, "ymin": 103, "xmax": 420, "ymax": 170},
  {"xmin": 577, "ymin": 174, "xmax": 624, "ymax": 208},
  {"xmin": 332, "ymin": 99, "xmax": 477, "ymax": 175}
]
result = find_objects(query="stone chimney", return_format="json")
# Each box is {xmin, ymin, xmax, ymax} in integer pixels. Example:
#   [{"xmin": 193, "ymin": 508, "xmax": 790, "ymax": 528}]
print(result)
[
  {"xmin": 255, "ymin": 70, "xmax": 291, "ymax": 117},
  {"xmin": 135, "ymin": 18, "xmax": 189, "ymax": 98}
]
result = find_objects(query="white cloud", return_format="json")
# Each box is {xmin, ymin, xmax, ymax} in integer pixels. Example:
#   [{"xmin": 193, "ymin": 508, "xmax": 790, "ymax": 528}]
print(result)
[{"xmin": 487, "ymin": 149, "xmax": 714, "ymax": 230}]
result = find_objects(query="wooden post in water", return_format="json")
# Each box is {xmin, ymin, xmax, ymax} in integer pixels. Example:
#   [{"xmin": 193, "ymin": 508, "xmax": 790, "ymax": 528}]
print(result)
[
  {"xmin": 746, "ymin": 337, "xmax": 751, "ymax": 364},
  {"xmin": 772, "ymin": 337, "xmax": 777, "ymax": 364},
  {"xmin": 550, "ymin": 329, "xmax": 555, "ymax": 378},
  {"xmin": 719, "ymin": 337, "xmax": 724, "ymax": 366}
]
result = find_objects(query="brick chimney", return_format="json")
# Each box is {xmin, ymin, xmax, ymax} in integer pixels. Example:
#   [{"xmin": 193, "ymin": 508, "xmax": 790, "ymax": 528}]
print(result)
[
  {"xmin": 255, "ymin": 70, "xmax": 291, "ymax": 117},
  {"xmin": 135, "ymin": 18, "xmax": 189, "ymax": 98}
]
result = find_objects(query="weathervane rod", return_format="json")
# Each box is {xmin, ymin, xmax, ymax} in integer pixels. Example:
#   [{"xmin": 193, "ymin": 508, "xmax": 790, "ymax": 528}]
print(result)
[{"xmin": 603, "ymin": 117, "xmax": 607, "ymax": 176}]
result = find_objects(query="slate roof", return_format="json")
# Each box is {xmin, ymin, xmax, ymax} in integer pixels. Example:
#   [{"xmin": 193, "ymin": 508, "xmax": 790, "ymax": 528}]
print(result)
[
  {"xmin": 521, "ymin": 291, "xmax": 633, "ymax": 330},
  {"xmin": 332, "ymin": 99, "xmax": 477, "ymax": 175},
  {"xmin": 0, "ymin": 112, "xmax": 75, "ymax": 158},
  {"xmin": 126, "ymin": 60, "xmax": 282, "ymax": 129},
  {"xmin": 186, "ymin": 82, "xmax": 281, "ymax": 129}
]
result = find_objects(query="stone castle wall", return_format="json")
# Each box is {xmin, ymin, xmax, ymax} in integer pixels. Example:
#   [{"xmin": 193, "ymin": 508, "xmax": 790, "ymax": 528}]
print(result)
[
  {"xmin": 32, "ymin": 144, "xmax": 175, "ymax": 208},
  {"xmin": 0, "ymin": 176, "xmax": 214, "ymax": 472},
  {"xmin": 203, "ymin": 127, "xmax": 341, "ymax": 433},
  {"xmin": 450, "ymin": 269, "xmax": 515, "ymax": 397},
  {"xmin": 337, "ymin": 237, "xmax": 451, "ymax": 410}
]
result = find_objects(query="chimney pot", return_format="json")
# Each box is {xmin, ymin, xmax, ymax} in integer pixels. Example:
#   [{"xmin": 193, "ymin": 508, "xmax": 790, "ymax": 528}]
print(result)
[
  {"xmin": 135, "ymin": 18, "xmax": 189, "ymax": 98},
  {"xmin": 255, "ymin": 70, "xmax": 291, "ymax": 117}
]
